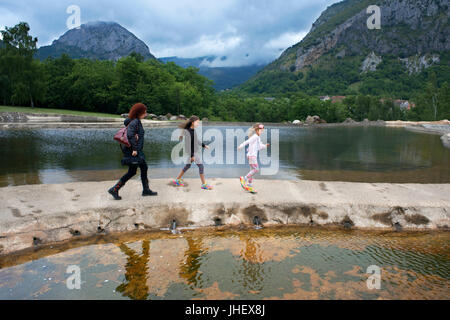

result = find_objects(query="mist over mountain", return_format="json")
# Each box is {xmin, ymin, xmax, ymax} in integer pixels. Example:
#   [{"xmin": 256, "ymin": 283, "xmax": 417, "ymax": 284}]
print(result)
[
  {"xmin": 159, "ymin": 56, "xmax": 217, "ymax": 68},
  {"xmin": 160, "ymin": 56, "xmax": 266, "ymax": 90}
]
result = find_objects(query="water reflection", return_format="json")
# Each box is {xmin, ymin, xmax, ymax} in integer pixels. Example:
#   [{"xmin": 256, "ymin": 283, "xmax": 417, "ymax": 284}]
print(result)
[
  {"xmin": 115, "ymin": 241, "xmax": 150, "ymax": 300},
  {"xmin": 179, "ymin": 237, "xmax": 208, "ymax": 290},
  {"xmin": 0, "ymin": 126, "xmax": 449, "ymax": 186},
  {"xmin": 4, "ymin": 228, "xmax": 439, "ymax": 300},
  {"xmin": 236, "ymin": 235, "xmax": 265, "ymax": 293}
]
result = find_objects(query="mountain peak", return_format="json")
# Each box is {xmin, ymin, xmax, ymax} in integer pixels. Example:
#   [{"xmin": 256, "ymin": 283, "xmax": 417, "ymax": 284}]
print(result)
[{"xmin": 37, "ymin": 21, "xmax": 155, "ymax": 61}]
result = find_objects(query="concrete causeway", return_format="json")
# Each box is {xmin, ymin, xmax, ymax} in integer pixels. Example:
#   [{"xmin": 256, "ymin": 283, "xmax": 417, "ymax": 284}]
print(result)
[{"xmin": 0, "ymin": 179, "xmax": 449, "ymax": 255}]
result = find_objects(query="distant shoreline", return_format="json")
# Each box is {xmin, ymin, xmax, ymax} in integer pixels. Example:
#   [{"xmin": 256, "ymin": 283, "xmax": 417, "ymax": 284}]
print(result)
[
  {"xmin": 0, "ymin": 110, "xmax": 448, "ymax": 128},
  {"xmin": 1, "ymin": 110, "xmax": 449, "ymax": 148}
]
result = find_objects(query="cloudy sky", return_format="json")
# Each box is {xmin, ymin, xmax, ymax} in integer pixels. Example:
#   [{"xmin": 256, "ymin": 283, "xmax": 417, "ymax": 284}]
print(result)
[{"xmin": 0, "ymin": 0, "xmax": 339, "ymax": 67}]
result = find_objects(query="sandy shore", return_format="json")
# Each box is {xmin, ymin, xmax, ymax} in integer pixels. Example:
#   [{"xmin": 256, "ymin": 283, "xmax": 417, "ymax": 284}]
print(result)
[{"xmin": 0, "ymin": 178, "xmax": 449, "ymax": 255}]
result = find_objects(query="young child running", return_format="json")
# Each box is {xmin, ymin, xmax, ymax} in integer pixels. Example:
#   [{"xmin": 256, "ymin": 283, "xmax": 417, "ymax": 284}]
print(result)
[
  {"xmin": 173, "ymin": 116, "xmax": 213, "ymax": 190},
  {"xmin": 238, "ymin": 123, "xmax": 270, "ymax": 193}
]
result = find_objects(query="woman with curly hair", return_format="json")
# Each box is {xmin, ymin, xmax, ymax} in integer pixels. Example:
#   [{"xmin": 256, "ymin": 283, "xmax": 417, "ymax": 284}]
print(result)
[{"xmin": 108, "ymin": 103, "xmax": 158, "ymax": 200}]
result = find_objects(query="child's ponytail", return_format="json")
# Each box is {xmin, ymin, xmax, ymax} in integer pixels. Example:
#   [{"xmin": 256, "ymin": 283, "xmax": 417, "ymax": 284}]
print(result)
[
  {"xmin": 248, "ymin": 123, "xmax": 263, "ymax": 137},
  {"xmin": 179, "ymin": 115, "xmax": 200, "ymax": 140},
  {"xmin": 179, "ymin": 115, "xmax": 200, "ymax": 130}
]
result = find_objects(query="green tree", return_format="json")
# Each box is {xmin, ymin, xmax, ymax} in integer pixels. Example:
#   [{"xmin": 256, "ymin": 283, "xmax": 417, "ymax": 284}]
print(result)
[
  {"xmin": 0, "ymin": 22, "xmax": 44, "ymax": 107},
  {"xmin": 410, "ymin": 77, "xmax": 450, "ymax": 121},
  {"xmin": 43, "ymin": 54, "xmax": 76, "ymax": 109}
]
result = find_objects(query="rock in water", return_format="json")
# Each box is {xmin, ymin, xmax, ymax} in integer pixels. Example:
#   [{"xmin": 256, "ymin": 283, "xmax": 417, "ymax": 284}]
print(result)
[
  {"xmin": 441, "ymin": 133, "xmax": 450, "ymax": 149},
  {"xmin": 344, "ymin": 118, "xmax": 356, "ymax": 124},
  {"xmin": 306, "ymin": 115, "xmax": 322, "ymax": 124}
]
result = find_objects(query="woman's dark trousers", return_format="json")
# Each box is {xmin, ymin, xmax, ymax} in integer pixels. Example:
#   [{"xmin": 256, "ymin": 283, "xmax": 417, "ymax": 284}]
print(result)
[{"xmin": 120, "ymin": 160, "xmax": 150, "ymax": 190}]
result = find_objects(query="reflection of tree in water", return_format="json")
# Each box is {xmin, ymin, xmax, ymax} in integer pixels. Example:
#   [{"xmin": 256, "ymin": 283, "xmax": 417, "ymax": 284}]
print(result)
[
  {"xmin": 0, "ymin": 130, "xmax": 43, "ymax": 186},
  {"xmin": 179, "ymin": 237, "xmax": 208, "ymax": 289},
  {"xmin": 235, "ymin": 235, "xmax": 265, "ymax": 292},
  {"xmin": 285, "ymin": 127, "xmax": 362, "ymax": 171},
  {"xmin": 116, "ymin": 240, "xmax": 150, "ymax": 300}
]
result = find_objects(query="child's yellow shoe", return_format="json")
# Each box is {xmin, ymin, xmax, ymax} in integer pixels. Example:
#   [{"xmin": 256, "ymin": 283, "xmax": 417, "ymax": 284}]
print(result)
[
  {"xmin": 201, "ymin": 184, "xmax": 213, "ymax": 190},
  {"xmin": 173, "ymin": 179, "xmax": 184, "ymax": 187},
  {"xmin": 247, "ymin": 186, "xmax": 257, "ymax": 194},
  {"xmin": 240, "ymin": 176, "xmax": 247, "ymax": 190}
]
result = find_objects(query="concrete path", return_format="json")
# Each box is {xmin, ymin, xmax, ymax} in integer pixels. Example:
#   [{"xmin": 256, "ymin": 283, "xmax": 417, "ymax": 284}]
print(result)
[{"xmin": 0, "ymin": 179, "xmax": 449, "ymax": 255}]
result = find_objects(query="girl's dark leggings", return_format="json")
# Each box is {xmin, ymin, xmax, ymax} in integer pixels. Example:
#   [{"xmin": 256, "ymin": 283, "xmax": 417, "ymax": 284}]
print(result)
[
  {"xmin": 120, "ymin": 160, "xmax": 149, "ymax": 186},
  {"xmin": 183, "ymin": 158, "xmax": 204, "ymax": 174}
]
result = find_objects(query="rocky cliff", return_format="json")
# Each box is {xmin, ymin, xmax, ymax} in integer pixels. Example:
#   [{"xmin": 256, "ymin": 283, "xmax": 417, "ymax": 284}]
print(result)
[
  {"xmin": 241, "ymin": 0, "xmax": 449, "ymax": 95},
  {"xmin": 36, "ymin": 21, "xmax": 156, "ymax": 61},
  {"xmin": 273, "ymin": 0, "xmax": 449, "ymax": 72}
]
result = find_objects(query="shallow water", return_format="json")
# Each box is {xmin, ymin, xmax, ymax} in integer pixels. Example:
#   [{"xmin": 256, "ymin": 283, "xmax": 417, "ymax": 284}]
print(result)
[
  {"xmin": 0, "ymin": 126, "xmax": 449, "ymax": 186},
  {"xmin": 0, "ymin": 227, "xmax": 448, "ymax": 300}
]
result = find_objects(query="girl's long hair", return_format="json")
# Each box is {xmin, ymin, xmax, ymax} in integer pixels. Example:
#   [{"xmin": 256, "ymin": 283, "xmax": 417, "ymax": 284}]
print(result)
[
  {"xmin": 128, "ymin": 103, "xmax": 147, "ymax": 120},
  {"xmin": 179, "ymin": 115, "xmax": 200, "ymax": 130},
  {"xmin": 248, "ymin": 123, "xmax": 263, "ymax": 137}
]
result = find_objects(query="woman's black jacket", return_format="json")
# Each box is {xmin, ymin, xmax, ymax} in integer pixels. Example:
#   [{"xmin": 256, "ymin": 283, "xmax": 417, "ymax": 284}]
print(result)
[{"xmin": 121, "ymin": 118, "xmax": 145, "ymax": 165}]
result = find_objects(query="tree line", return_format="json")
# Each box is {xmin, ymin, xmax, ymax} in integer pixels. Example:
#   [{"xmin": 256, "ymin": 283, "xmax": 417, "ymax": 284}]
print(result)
[{"xmin": 0, "ymin": 22, "xmax": 216, "ymax": 118}]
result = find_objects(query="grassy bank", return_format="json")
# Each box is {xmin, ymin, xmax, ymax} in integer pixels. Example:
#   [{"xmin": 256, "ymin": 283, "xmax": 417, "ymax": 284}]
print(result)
[{"xmin": 0, "ymin": 106, "xmax": 121, "ymax": 118}]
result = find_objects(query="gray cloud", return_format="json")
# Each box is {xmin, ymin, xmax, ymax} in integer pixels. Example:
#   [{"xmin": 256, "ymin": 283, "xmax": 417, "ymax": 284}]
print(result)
[{"xmin": 0, "ymin": 0, "xmax": 338, "ymax": 66}]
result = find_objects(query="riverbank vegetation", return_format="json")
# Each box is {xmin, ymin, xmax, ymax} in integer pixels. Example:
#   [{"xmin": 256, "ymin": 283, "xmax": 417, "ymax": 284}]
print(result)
[{"xmin": 1, "ymin": 22, "xmax": 449, "ymax": 124}]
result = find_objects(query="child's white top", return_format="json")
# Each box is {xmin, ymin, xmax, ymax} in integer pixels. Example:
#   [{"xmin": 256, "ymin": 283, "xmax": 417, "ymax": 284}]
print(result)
[{"xmin": 239, "ymin": 134, "xmax": 267, "ymax": 157}]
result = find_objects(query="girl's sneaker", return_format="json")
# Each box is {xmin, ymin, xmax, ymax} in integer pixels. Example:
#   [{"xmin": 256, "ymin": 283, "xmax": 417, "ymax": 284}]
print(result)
[
  {"xmin": 201, "ymin": 184, "xmax": 213, "ymax": 190},
  {"xmin": 173, "ymin": 179, "xmax": 184, "ymax": 187},
  {"xmin": 240, "ymin": 177, "xmax": 247, "ymax": 190},
  {"xmin": 248, "ymin": 186, "xmax": 257, "ymax": 194}
]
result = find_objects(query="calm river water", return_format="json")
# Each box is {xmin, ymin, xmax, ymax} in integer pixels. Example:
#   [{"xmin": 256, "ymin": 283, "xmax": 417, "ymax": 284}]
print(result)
[
  {"xmin": 0, "ymin": 227, "xmax": 448, "ymax": 300},
  {"xmin": 0, "ymin": 126, "xmax": 449, "ymax": 186}
]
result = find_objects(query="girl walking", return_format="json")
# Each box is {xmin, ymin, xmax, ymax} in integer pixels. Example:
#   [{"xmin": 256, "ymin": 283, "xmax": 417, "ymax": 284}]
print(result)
[
  {"xmin": 108, "ymin": 103, "xmax": 158, "ymax": 200},
  {"xmin": 173, "ymin": 116, "xmax": 213, "ymax": 190},
  {"xmin": 238, "ymin": 123, "xmax": 270, "ymax": 193}
]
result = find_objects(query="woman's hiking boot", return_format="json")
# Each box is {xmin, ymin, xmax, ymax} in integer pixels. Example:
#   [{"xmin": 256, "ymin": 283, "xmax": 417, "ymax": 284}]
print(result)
[
  {"xmin": 142, "ymin": 189, "xmax": 158, "ymax": 196},
  {"xmin": 142, "ymin": 178, "xmax": 158, "ymax": 196},
  {"xmin": 108, "ymin": 180, "xmax": 124, "ymax": 200}
]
